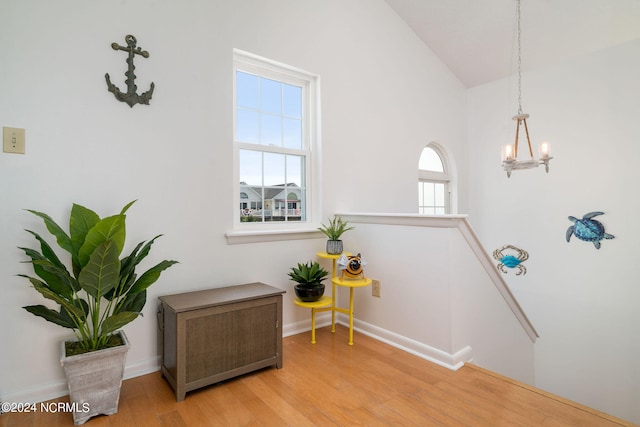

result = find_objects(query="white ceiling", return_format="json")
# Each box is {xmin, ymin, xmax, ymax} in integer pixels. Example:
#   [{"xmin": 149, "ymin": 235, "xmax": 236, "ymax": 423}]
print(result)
[{"xmin": 384, "ymin": 0, "xmax": 640, "ymax": 87}]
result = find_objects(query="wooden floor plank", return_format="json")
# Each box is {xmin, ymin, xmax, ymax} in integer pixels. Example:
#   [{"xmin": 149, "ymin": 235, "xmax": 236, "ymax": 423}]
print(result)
[{"xmin": 2, "ymin": 325, "xmax": 634, "ymax": 426}]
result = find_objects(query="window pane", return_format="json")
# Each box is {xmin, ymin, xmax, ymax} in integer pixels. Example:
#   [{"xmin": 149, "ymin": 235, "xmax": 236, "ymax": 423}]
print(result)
[
  {"xmin": 286, "ymin": 154, "xmax": 303, "ymax": 187},
  {"xmin": 236, "ymin": 72, "xmax": 259, "ymax": 109},
  {"xmin": 283, "ymin": 84, "xmax": 302, "ymax": 118},
  {"xmin": 261, "ymin": 78, "xmax": 282, "ymax": 114},
  {"xmin": 424, "ymin": 182, "xmax": 435, "ymax": 205},
  {"xmin": 237, "ymin": 109, "xmax": 259, "ymax": 143},
  {"xmin": 435, "ymin": 182, "xmax": 445, "ymax": 206},
  {"xmin": 240, "ymin": 149, "xmax": 262, "ymax": 185},
  {"xmin": 262, "ymin": 114, "xmax": 282, "ymax": 146},
  {"xmin": 235, "ymin": 52, "xmax": 314, "ymax": 226},
  {"xmin": 264, "ymin": 152, "xmax": 285, "ymax": 185},
  {"xmin": 419, "ymin": 147, "xmax": 444, "ymax": 172},
  {"xmin": 293, "ymin": 183, "xmax": 306, "ymax": 221},
  {"xmin": 283, "ymin": 118, "xmax": 302, "ymax": 149},
  {"xmin": 418, "ymin": 180, "xmax": 446, "ymax": 214}
]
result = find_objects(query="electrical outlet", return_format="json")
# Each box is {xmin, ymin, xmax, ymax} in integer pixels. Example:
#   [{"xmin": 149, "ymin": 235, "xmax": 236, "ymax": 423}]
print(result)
[
  {"xmin": 371, "ymin": 279, "xmax": 380, "ymax": 297},
  {"xmin": 3, "ymin": 127, "xmax": 25, "ymax": 154}
]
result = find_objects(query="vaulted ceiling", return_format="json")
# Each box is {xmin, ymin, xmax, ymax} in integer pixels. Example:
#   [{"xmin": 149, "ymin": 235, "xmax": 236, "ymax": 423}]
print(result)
[{"xmin": 384, "ymin": 0, "xmax": 640, "ymax": 87}]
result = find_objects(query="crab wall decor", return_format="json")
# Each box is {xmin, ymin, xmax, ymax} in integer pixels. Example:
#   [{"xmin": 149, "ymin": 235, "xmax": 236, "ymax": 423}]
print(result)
[
  {"xmin": 493, "ymin": 245, "xmax": 529, "ymax": 275},
  {"xmin": 566, "ymin": 211, "xmax": 614, "ymax": 250}
]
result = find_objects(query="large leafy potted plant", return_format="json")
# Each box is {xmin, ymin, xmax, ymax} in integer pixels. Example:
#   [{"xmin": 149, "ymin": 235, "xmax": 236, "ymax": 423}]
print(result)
[
  {"xmin": 288, "ymin": 261, "xmax": 329, "ymax": 302},
  {"xmin": 18, "ymin": 200, "xmax": 177, "ymax": 425},
  {"xmin": 317, "ymin": 216, "xmax": 354, "ymax": 255}
]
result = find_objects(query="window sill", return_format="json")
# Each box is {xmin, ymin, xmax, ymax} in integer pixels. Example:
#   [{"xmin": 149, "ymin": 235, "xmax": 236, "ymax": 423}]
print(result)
[{"xmin": 225, "ymin": 228, "xmax": 324, "ymax": 245}]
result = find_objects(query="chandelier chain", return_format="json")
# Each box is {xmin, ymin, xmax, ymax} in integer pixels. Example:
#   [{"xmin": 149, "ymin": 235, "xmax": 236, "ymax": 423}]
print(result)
[
  {"xmin": 517, "ymin": 0, "xmax": 523, "ymax": 115},
  {"xmin": 502, "ymin": 0, "xmax": 552, "ymax": 177}
]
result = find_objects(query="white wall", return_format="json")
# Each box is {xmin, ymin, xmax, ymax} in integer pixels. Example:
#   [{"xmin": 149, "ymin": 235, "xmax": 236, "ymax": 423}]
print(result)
[
  {"xmin": 337, "ymin": 215, "xmax": 535, "ymax": 382},
  {"xmin": 467, "ymin": 40, "xmax": 640, "ymax": 423},
  {"xmin": 0, "ymin": 0, "xmax": 468, "ymax": 404}
]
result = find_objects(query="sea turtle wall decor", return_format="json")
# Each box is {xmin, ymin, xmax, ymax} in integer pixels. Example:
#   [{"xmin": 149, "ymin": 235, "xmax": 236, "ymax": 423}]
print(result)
[
  {"xmin": 493, "ymin": 245, "xmax": 529, "ymax": 275},
  {"xmin": 566, "ymin": 211, "xmax": 614, "ymax": 249}
]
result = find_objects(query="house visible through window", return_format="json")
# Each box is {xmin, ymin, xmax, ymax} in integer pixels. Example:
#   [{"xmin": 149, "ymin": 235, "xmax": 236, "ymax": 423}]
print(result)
[
  {"xmin": 234, "ymin": 50, "xmax": 318, "ymax": 225},
  {"xmin": 418, "ymin": 145, "xmax": 451, "ymax": 214}
]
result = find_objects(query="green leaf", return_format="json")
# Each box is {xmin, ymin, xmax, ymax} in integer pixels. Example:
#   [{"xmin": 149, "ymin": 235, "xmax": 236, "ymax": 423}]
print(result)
[
  {"xmin": 288, "ymin": 261, "xmax": 328, "ymax": 285},
  {"xmin": 118, "ymin": 236, "xmax": 164, "ymax": 295},
  {"xmin": 120, "ymin": 241, "xmax": 145, "ymax": 276},
  {"xmin": 119, "ymin": 200, "xmax": 137, "ymax": 215},
  {"xmin": 29, "ymin": 261, "xmax": 77, "ymax": 297},
  {"xmin": 116, "ymin": 290, "xmax": 146, "ymax": 315},
  {"xmin": 103, "ymin": 240, "xmax": 145, "ymax": 301},
  {"xmin": 23, "ymin": 305, "xmax": 76, "ymax": 329},
  {"xmin": 78, "ymin": 240, "xmax": 121, "ymax": 299},
  {"xmin": 26, "ymin": 209, "xmax": 72, "ymax": 254},
  {"xmin": 26, "ymin": 276, "xmax": 84, "ymax": 319},
  {"xmin": 69, "ymin": 204, "xmax": 100, "ymax": 271},
  {"xmin": 78, "ymin": 215, "xmax": 126, "ymax": 268},
  {"xmin": 131, "ymin": 235, "xmax": 162, "ymax": 265},
  {"xmin": 101, "ymin": 312, "xmax": 138, "ymax": 335},
  {"xmin": 61, "ymin": 299, "xmax": 88, "ymax": 325},
  {"xmin": 19, "ymin": 247, "xmax": 72, "ymax": 295},
  {"xmin": 24, "ymin": 230, "xmax": 65, "ymax": 268},
  {"xmin": 128, "ymin": 260, "xmax": 178, "ymax": 294}
]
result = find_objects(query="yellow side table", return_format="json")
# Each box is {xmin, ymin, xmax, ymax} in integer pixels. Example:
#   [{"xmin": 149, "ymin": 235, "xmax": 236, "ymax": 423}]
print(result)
[
  {"xmin": 293, "ymin": 296, "xmax": 332, "ymax": 344},
  {"xmin": 332, "ymin": 276, "xmax": 372, "ymax": 345},
  {"xmin": 316, "ymin": 251, "xmax": 349, "ymax": 333},
  {"xmin": 294, "ymin": 252, "xmax": 356, "ymax": 345}
]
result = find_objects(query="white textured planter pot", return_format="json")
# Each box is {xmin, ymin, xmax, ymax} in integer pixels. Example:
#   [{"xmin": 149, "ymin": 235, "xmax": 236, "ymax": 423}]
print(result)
[
  {"xmin": 60, "ymin": 331, "xmax": 130, "ymax": 425},
  {"xmin": 326, "ymin": 239, "xmax": 343, "ymax": 255}
]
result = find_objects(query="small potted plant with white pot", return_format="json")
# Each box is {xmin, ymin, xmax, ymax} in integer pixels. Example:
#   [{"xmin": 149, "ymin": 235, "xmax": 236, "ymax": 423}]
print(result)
[
  {"xmin": 317, "ymin": 216, "xmax": 354, "ymax": 255},
  {"xmin": 18, "ymin": 200, "xmax": 177, "ymax": 425}
]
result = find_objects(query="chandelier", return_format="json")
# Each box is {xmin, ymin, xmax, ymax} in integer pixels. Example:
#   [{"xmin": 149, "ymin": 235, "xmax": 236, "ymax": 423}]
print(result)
[{"xmin": 501, "ymin": 0, "xmax": 552, "ymax": 178}]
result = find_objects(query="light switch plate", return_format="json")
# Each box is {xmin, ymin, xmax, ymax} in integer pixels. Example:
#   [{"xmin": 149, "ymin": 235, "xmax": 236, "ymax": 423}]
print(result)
[{"xmin": 3, "ymin": 127, "xmax": 25, "ymax": 154}]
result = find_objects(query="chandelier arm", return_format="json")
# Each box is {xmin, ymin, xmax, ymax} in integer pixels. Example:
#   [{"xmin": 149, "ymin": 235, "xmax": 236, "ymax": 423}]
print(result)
[
  {"xmin": 522, "ymin": 118, "xmax": 534, "ymax": 158},
  {"xmin": 514, "ymin": 119, "xmax": 520, "ymax": 156}
]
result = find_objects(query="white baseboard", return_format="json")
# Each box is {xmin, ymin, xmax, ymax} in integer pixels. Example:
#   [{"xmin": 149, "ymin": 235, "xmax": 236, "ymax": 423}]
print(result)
[
  {"xmin": 4, "ymin": 315, "xmax": 471, "ymax": 405},
  {"xmin": 2, "ymin": 356, "xmax": 162, "ymax": 406},
  {"xmin": 283, "ymin": 312, "xmax": 333, "ymax": 337},
  {"xmin": 2, "ymin": 379, "xmax": 68, "ymax": 407},
  {"xmin": 123, "ymin": 355, "xmax": 161, "ymax": 380},
  {"xmin": 285, "ymin": 312, "xmax": 472, "ymax": 371},
  {"xmin": 345, "ymin": 314, "xmax": 472, "ymax": 370}
]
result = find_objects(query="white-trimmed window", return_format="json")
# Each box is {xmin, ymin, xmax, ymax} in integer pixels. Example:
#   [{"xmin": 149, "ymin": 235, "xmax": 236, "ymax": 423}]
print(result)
[
  {"xmin": 233, "ymin": 50, "xmax": 320, "ymax": 232},
  {"xmin": 418, "ymin": 144, "xmax": 451, "ymax": 214}
]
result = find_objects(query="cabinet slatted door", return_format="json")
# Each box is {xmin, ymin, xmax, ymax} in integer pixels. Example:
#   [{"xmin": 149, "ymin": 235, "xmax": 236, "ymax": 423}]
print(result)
[{"xmin": 158, "ymin": 283, "xmax": 285, "ymax": 401}]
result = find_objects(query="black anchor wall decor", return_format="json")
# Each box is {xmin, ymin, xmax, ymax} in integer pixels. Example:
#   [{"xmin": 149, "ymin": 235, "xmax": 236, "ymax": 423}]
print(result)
[{"xmin": 105, "ymin": 34, "xmax": 155, "ymax": 108}]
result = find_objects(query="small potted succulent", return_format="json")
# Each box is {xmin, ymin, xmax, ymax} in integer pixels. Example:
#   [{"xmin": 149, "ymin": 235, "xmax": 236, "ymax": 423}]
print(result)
[
  {"xmin": 288, "ymin": 261, "xmax": 329, "ymax": 302},
  {"xmin": 317, "ymin": 216, "xmax": 354, "ymax": 255}
]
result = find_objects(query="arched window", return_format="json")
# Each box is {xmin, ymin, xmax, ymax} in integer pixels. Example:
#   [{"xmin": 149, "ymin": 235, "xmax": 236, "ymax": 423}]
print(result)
[
  {"xmin": 240, "ymin": 192, "xmax": 249, "ymax": 210},
  {"xmin": 418, "ymin": 144, "xmax": 451, "ymax": 214}
]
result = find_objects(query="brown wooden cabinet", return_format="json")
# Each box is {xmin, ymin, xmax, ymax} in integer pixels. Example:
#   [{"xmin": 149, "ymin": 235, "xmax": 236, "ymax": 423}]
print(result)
[{"xmin": 158, "ymin": 282, "xmax": 285, "ymax": 401}]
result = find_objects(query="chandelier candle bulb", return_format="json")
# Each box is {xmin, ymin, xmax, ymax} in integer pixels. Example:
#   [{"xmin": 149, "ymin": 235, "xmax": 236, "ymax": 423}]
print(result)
[
  {"xmin": 539, "ymin": 142, "xmax": 551, "ymax": 159},
  {"xmin": 502, "ymin": 144, "xmax": 515, "ymax": 161}
]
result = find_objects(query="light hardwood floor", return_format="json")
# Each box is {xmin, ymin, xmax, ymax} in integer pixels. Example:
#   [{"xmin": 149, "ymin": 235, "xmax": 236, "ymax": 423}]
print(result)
[{"xmin": 1, "ymin": 325, "xmax": 635, "ymax": 426}]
